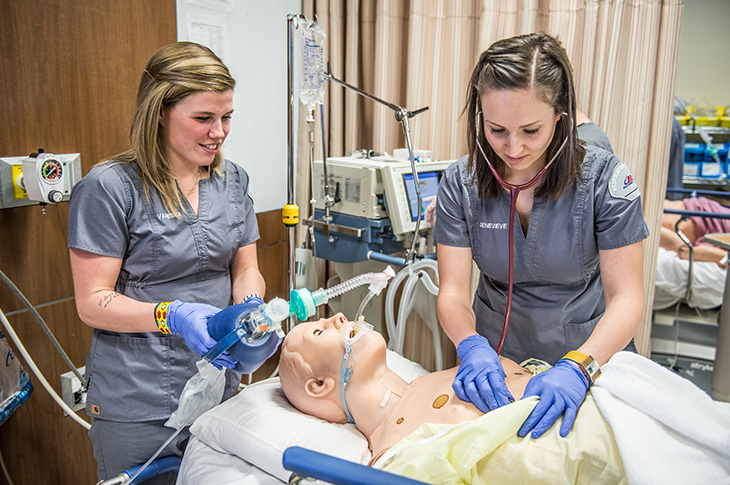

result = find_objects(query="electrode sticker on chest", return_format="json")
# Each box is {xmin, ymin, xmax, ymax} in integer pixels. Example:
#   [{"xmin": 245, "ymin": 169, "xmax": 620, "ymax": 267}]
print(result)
[{"xmin": 608, "ymin": 162, "xmax": 640, "ymax": 201}]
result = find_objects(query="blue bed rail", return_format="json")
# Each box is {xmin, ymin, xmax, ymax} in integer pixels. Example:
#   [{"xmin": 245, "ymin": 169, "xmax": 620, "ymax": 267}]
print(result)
[
  {"xmin": 663, "ymin": 188, "xmax": 730, "ymax": 303},
  {"xmin": 283, "ymin": 446, "xmax": 429, "ymax": 485}
]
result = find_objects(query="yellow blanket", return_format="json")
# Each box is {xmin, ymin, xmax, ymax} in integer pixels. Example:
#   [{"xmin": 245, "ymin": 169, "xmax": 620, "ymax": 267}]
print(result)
[{"xmin": 374, "ymin": 395, "xmax": 626, "ymax": 485}]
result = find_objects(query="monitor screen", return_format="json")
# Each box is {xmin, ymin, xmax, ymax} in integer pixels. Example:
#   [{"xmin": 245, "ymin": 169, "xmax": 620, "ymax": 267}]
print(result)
[{"xmin": 402, "ymin": 170, "xmax": 441, "ymax": 222}]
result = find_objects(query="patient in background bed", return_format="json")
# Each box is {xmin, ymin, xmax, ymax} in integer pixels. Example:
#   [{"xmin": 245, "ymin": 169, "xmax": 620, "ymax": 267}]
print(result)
[
  {"xmin": 279, "ymin": 314, "xmax": 623, "ymax": 483},
  {"xmin": 661, "ymin": 197, "xmax": 730, "ymax": 268}
]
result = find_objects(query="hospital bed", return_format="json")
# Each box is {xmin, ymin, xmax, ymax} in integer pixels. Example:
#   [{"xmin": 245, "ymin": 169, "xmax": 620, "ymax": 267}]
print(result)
[
  {"xmin": 652, "ymin": 188, "xmax": 730, "ymax": 399},
  {"xmin": 175, "ymin": 349, "xmax": 730, "ymax": 484},
  {"xmin": 177, "ymin": 350, "xmax": 430, "ymax": 484}
]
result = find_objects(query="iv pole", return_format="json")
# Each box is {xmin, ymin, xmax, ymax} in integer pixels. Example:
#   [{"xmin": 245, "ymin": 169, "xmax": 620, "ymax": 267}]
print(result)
[{"xmin": 283, "ymin": 14, "xmax": 303, "ymax": 333}]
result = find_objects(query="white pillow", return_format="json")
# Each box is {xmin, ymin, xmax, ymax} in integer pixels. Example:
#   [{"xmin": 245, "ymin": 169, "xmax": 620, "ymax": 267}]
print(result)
[{"xmin": 190, "ymin": 350, "xmax": 428, "ymax": 482}]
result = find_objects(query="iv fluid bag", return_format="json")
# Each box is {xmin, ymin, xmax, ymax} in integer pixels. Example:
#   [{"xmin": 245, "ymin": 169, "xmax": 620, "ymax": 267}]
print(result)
[{"xmin": 296, "ymin": 17, "xmax": 326, "ymax": 112}]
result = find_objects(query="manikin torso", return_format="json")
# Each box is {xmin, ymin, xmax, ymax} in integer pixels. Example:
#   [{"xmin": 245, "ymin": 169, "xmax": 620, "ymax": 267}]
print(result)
[
  {"xmin": 365, "ymin": 359, "xmax": 533, "ymax": 464},
  {"xmin": 278, "ymin": 317, "xmax": 536, "ymax": 466}
]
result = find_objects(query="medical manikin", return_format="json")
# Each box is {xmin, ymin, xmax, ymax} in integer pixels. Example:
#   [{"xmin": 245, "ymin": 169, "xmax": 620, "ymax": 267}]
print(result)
[{"xmin": 278, "ymin": 314, "xmax": 622, "ymax": 481}]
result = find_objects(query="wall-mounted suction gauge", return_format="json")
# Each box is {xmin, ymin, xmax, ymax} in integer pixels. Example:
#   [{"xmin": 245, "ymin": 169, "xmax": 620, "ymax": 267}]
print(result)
[{"xmin": 40, "ymin": 159, "xmax": 63, "ymax": 183}]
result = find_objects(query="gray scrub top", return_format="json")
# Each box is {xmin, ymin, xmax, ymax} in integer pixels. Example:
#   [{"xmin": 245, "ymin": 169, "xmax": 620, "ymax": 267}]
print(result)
[
  {"xmin": 68, "ymin": 159, "xmax": 259, "ymax": 422},
  {"xmin": 433, "ymin": 146, "xmax": 650, "ymax": 365}
]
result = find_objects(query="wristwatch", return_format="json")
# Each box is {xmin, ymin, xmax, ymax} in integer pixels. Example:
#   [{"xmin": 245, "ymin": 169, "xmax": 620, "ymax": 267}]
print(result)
[
  {"xmin": 242, "ymin": 293, "xmax": 263, "ymax": 304},
  {"xmin": 561, "ymin": 350, "xmax": 601, "ymax": 385}
]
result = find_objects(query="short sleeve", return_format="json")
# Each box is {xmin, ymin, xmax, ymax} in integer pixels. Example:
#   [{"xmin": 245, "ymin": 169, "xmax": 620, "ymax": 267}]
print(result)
[
  {"xmin": 67, "ymin": 163, "xmax": 131, "ymax": 258},
  {"xmin": 227, "ymin": 162, "xmax": 259, "ymax": 247},
  {"xmin": 590, "ymin": 149, "xmax": 650, "ymax": 250},
  {"xmin": 433, "ymin": 156, "xmax": 472, "ymax": 248}
]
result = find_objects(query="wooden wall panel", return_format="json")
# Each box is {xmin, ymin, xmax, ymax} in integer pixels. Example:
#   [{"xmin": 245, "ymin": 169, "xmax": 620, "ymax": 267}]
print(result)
[
  {"xmin": 256, "ymin": 210, "xmax": 289, "ymax": 300},
  {"xmin": 0, "ymin": 2, "xmax": 289, "ymax": 483},
  {"xmin": 0, "ymin": 1, "xmax": 177, "ymax": 484}
]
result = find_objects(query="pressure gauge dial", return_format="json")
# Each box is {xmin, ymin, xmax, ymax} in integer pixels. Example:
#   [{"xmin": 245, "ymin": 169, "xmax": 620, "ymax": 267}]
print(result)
[{"xmin": 40, "ymin": 159, "xmax": 63, "ymax": 184}]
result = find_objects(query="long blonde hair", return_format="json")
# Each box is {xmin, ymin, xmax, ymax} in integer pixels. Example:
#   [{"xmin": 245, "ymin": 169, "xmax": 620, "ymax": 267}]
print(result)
[{"xmin": 100, "ymin": 42, "xmax": 236, "ymax": 213}]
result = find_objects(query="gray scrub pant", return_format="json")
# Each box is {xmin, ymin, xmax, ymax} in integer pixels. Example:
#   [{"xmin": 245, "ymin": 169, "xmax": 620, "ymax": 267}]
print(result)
[{"xmin": 89, "ymin": 417, "xmax": 189, "ymax": 484}]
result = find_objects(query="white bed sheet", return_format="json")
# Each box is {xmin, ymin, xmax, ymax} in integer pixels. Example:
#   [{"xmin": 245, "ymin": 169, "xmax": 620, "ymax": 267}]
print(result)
[
  {"xmin": 177, "ymin": 348, "xmax": 730, "ymax": 485},
  {"xmin": 178, "ymin": 435, "xmax": 283, "ymax": 485},
  {"xmin": 654, "ymin": 247, "xmax": 726, "ymax": 310}
]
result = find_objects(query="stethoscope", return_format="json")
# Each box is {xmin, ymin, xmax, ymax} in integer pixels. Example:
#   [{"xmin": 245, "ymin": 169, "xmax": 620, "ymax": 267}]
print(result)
[{"xmin": 474, "ymin": 114, "xmax": 569, "ymax": 355}]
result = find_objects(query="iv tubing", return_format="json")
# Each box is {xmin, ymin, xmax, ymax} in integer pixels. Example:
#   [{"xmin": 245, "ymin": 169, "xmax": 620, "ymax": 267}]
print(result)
[
  {"xmin": 0, "ymin": 306, "xmax": 90, "ymax": 430},
  {"xmin": 320, "ymin": 102, "xmax": 334, "ymax": 221},
  {"xmin": 126, "ymin": 362, "xmax": 225, "ymax": 484}
]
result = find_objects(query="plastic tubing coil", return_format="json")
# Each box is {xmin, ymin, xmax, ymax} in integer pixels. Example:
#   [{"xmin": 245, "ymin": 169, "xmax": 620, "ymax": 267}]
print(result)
[{"xmin": 318, "ymin": 269, "xmax": 394, "ymax": 301}]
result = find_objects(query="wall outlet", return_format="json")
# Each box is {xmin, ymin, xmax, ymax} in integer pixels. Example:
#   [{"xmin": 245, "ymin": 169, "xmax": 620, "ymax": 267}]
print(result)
[{"xmin": 60, "ymin": 366, "xmax": 86, "ymax": 415}]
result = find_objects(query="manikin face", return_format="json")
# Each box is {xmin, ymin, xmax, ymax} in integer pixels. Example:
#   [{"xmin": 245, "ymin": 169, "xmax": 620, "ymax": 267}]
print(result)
[
  {"xmin": 285, "ymin": 313, "xmax": 351, "ymax": 370},
  {"xmin": 160, "ymin": 89, "xmax": 234, "ymax": 172},
  {"xmin": 480, "ymin": 87, "xmax": 560, "ymax": 184},
  {"xmin": 284, "ymin": 313, "xmax": 385, "ymax": 376}
]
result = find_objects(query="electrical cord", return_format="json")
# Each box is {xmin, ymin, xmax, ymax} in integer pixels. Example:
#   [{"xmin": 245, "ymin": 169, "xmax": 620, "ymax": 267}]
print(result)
[
  {"xmin": 0, "ymin": 269, "xmax": 85, "ymax": 389},
  {"xmin": 0, "ymin": 447, "xmax": 14, "ymax": 485},
  {"xmin": 0, "ymin": 306, "xmax": 90, "ymax": 430}
]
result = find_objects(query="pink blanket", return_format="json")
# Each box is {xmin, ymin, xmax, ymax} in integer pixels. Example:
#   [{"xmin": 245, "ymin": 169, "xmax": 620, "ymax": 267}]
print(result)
[{"xmin": 684, "ymin": 196, "xmax": 730, "ymax": 245}]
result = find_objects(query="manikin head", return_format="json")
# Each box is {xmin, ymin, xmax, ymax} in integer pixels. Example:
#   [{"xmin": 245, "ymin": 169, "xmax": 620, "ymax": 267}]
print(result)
[{"xmin": 279, "ymin": 313, "xmax": 387, "ymax": 424}]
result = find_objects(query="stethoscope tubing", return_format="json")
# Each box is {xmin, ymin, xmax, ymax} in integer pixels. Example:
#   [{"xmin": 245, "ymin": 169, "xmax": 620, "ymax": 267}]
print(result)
[{"xmin": 475, "ymin": 135, "xmax": 568, "ymax": 355}]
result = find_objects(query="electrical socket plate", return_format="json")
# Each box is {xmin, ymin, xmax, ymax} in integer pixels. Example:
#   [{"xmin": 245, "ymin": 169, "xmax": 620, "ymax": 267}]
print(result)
[{"xmin": 60, "ymin": 366, "xmax": 86, "ymax": 415}]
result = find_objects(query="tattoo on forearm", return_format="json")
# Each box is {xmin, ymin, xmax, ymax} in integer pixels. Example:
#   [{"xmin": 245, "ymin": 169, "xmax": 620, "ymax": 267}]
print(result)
[{"xmin": 98, "ymin": 292, "xmax": 121, "ymax": 308}]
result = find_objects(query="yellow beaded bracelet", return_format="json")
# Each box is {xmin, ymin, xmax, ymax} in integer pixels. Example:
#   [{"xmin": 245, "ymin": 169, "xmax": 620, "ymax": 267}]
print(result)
[{"xmin": 155, "ymin": 301, "xmax": 173, "ymax": 335}]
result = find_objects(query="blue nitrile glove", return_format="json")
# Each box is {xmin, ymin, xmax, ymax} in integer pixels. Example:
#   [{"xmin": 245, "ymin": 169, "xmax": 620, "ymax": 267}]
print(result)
[
  {"xmin": 518, "ymin": 360, "xmax": 589, "ymax": 438},
  {"xmin": 453, "ymin": 334, "xmax": 514, "ymax": 413},
  {"xmin": 165, "ymin": 300, "xmax": 237, "ymax": 370},
  {"xmin": 207, "ymin": 298, "xmax": 282, "ymax": 374}
]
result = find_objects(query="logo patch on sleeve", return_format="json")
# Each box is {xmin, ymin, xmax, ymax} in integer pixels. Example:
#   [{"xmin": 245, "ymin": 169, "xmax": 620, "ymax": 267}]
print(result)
[{"xmin": 608, "ymin": 163, "xmax": 640, "ymax": 201}]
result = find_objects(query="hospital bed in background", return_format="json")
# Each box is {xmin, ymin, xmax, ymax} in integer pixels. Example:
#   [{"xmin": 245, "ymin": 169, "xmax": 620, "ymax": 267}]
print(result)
[{"xmin": 651, "ymin": 187, "xmax": 730, "ymax": 401}]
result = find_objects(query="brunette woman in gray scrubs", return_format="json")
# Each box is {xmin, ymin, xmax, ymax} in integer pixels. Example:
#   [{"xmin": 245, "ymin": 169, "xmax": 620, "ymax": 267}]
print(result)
[{"xmin": 433, "ymin": 33, "xmax": 649, "ymax": 443}]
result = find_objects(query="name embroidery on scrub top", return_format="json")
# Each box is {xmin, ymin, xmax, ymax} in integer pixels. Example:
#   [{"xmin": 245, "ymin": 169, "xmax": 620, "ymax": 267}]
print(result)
[
  {"xmin": 480, "ymin": 222, "xmax": 508, "ymax": 230},
  {"xmin": 157, "ymin": 211, "xmax": 182, "ymax": 220}
]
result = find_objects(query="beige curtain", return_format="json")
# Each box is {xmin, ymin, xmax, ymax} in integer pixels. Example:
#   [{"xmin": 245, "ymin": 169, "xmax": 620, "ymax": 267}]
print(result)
[{"xmin": 298, "ymin": 0, "xmax": 684, "ymax": 357}]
